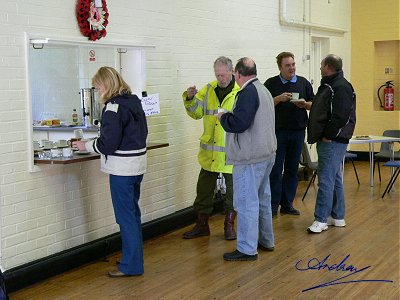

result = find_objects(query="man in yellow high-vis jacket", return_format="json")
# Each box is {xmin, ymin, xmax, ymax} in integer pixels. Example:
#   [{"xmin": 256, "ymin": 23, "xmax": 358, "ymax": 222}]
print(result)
[{"xmin": 182, "ymin": 56, "xmax": 240, "ymax": 240}]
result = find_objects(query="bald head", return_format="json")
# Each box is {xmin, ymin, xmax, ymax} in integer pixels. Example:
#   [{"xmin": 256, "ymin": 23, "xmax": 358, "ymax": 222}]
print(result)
[
  {"xmin": 234, "ymin": 57, "xmax": 257, "ymax": 87},
  {"xmin": 321, "ymin": 54, "xmax": 343, "ymax": 75},
  {"xmin": 235, "ymin": 57, "xmax": 257, "ymax": 76}
]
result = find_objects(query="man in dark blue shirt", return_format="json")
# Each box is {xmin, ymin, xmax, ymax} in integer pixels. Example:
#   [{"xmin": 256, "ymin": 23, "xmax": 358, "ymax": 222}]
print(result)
[{"xmin": 264, "ymin": 52, "xmax": 314, "ymax": 217}]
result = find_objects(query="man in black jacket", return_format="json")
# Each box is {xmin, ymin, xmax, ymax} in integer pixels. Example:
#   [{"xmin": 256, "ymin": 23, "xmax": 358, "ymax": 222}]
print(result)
[{"xmin": 307, "ymin": 54, "xmax": 356, "ymax": 234}]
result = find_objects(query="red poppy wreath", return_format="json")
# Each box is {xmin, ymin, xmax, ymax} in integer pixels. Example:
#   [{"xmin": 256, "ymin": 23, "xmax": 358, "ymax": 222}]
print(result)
[{"xmin": 76, "ymin": 0, "xmax": 109, "ymax": 41}]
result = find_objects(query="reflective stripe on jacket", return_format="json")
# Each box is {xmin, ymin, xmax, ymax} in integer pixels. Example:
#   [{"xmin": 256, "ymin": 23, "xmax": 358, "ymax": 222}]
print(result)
[{"xmin": 182, "ymin": 80, "xmax": 240, "ymax": 173}]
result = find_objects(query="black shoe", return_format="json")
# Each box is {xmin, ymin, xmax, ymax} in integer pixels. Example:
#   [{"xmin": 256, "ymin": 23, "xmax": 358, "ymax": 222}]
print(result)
[
  {"xmin": 280, "ymin": 207, "xmax": 300, "ymax": 215},
  {"xmin": 258, "ymin": 243, "xmax": 274, "ymax": 252},
  {"xmin": 223, "ymin": 250, "xmax": 257, "ymax": 261}
]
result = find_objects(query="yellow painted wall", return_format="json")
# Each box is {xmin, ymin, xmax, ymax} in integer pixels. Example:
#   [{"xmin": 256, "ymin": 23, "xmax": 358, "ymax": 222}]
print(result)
[{"xmin": 351, "ymin": 0, "xmax": 400, "ymax": 151}]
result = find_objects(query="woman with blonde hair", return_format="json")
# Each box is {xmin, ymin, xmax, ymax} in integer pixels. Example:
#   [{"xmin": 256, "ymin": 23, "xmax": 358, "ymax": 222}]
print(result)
[{"xmin": 73, "ymin": 66, "xmax": 148, "ymax": 277}]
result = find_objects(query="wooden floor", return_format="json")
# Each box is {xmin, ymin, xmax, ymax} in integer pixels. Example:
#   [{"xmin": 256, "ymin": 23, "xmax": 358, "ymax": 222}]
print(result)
[{"xmin": 10, "ymin": 161, "xmax": 399, "ymax": 300}]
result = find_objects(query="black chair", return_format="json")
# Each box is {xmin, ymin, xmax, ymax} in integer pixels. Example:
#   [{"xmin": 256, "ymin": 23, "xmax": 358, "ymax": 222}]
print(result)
[
  {"xmin": 381, "ymin": 161, "xmax": 400, "ymax": 198},
  {"xmin": 374, "ymin": 130, "xmax": 400, "ymax": 182},
  {"xmin": 344, "ymin": 152, "xmax": 360, "ymax": 184},
  {"xmin": 301, "ymin": 142, "xmax": 318, "ymax": 201}
]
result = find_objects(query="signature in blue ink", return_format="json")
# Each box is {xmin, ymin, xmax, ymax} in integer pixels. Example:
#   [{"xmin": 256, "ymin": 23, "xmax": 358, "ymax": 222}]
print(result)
[{"xmin": 295, "ymin": 254, "xmax": 393, "ymax": 292}]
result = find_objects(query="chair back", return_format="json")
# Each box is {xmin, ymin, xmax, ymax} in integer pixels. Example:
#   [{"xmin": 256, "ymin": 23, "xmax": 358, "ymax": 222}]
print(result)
[
  {"xmin": 379, "ymin": 130, "xmax": 400, "ymax": 152},
  {"xmin": 302, "ymin": 142, "xmax": 318, "ymax": 171}
]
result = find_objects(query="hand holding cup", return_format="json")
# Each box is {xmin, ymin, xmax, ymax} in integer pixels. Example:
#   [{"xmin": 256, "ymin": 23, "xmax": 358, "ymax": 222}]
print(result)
[{"xmin": 279, "ymin": 92, "xmax": 292, "ymax": 103}]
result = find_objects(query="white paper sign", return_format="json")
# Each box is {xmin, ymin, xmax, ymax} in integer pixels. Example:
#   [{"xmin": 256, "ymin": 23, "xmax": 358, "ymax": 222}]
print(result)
[{"xmin": 140, "ymin": 93, "xmax": 160, "ymax": 116}]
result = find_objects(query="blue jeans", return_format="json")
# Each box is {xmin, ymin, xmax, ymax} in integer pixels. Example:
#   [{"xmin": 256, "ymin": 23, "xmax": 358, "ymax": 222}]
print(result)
[
  {"xmin": 314, "ymin": 141, "xmax": 347, "ymax": 223},
  {"xmin": 270, "ymin": 130, "xmax": 305, "ymax": 213},
  {"xmin": 110, "ymin": 174, "xmax": 144, "ymax": 275},
  {"xmin": 233, "ymin": 156, "xmax": 275, "ymax": 255}
]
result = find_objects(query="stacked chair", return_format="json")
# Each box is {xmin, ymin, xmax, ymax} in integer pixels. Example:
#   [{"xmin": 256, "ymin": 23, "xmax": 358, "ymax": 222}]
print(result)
[
  {"xmin": 381, "ymin": 161, "xmax": 400, "ymax": 198},
  {"xmin": 301, "ymin": 142, "xmax": 318, "ymax": 201},
  {"xmin": 301, "ymin": 142, "xmax": 361, "ymax": 201},
  {"xmin": 373, "ymin": 130, "xmax": 400, "ymax": 181},
  {"xmin": 344, "ymin": 151, "xmax": 360, "ymax": 184}
]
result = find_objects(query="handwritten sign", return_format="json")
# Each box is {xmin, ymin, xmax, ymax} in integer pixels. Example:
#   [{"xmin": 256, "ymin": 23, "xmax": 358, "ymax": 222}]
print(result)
[
  {"xmin": 295, "ymin": 254, "xmax": 393, "ymax": 292},
  {"xmin": 140, "ymin": 93, "xmax": 160, "ymax": 116}
]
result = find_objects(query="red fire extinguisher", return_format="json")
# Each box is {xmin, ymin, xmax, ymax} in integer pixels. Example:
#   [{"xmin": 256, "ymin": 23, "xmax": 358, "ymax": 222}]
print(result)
[{"xmin": 377, "ymin": 80, "xmax": 395, "ymax": 111}]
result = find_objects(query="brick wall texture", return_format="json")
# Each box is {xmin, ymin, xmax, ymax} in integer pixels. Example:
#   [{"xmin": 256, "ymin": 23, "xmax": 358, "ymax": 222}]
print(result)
[{"xmin": 0, "ymin": 0, "xmax": 350, "ymax": 269}]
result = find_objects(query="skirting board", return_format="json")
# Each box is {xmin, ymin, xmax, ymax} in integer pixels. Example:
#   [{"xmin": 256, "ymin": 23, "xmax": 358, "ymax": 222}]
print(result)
[{"xmin": 4, "ymin": 201, "xmax": 224, "ymax": 293}]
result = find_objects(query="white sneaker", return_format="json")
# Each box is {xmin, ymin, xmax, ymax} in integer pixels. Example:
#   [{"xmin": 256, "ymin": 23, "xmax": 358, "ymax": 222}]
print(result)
[
  {"xmin": 327, "ymin": 216, "xmax": 346, "ymax": 227},
  {"xmin": 307, "ymin": 221, "xmax": 328, "ymax": 233}
]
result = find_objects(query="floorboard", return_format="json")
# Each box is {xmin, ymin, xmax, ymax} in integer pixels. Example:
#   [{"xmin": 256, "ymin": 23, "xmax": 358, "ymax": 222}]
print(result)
[{"xmin": 10, "ymin": 161, "xmax": 399, "ymax": 299}]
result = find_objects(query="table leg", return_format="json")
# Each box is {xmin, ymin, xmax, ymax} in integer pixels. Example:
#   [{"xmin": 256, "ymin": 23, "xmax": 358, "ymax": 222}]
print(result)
[
  {"xmin": 389, "ymin": 142, "xmax": 394, "ymax": 163},
  {"xmin": 369, "ymin": 143, "xmax": 374, "ymax": 187},
  {"xmin": 389, "ymin": 142, "xmax": 395, "ymax": 191}
]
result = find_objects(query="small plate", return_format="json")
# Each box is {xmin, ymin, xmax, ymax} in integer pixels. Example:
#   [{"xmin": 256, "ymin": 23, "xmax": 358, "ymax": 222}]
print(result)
[
  {"xmin": 76, "ymin": 151, "xmax": 91, "ymax": 155},
  {"xmin": 290, "ymin": 99, "xmax": 306, "ymax": 103}
]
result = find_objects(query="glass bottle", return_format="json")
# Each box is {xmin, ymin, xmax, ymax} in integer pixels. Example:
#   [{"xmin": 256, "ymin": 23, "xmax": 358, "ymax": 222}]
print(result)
[{"xmin": 72, "ymin": 109, "xmax": 78, "ymax": 125}]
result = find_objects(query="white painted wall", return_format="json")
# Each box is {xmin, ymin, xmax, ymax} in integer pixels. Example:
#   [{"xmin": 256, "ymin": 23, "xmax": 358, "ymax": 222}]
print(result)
[{"xmin": 0, "ymin": 0, "xmax": 351, "ymax": 270}]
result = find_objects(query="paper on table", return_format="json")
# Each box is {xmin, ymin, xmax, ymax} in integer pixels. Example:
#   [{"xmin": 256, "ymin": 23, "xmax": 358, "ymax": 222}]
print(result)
[{"xmin": 354, "ymin": 135, "xmax": 371, "ymax": 140}]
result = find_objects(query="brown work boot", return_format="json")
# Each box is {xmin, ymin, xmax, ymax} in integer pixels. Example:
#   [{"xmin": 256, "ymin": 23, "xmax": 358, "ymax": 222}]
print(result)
[
  {"xmin": 224, "ymin": 211, "xmax": 237, "ymax": 240},
  {"xmin": 183, "ymin": 213, "xmax": 210, "ymax": 239}
]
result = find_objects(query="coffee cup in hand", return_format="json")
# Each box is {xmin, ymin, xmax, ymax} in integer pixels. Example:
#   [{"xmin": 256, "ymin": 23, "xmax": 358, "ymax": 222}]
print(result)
[
  {"xmin": 218, "ymin": 108, "xmax": 227, "ymax": 114},
  {"xmin": 291, "ymin": 92, "xmax": 299, "ymax": 100}
]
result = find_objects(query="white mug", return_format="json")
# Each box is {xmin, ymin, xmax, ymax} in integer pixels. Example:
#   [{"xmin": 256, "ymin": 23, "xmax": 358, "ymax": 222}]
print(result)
[
  {"xmin": 42, "ymin": 140, "xmax": 54, "ymax": 149},
  {"xmin": 50, "ymin": 148, "xmax": 61, "ymax": 158},
  {"xmin": 74, "ymin": 129, "xmax": 84, "ymax": 139},
  {"xmin": 33, "ymin": 141, "xmax": 40, "ymax": 150},
  {"xmin": 291, "ymin": 92, "xmax": 300, "ymax": 100},
  {"xmin": 57, "ymin": 139, "xmax": 68, "ymax": 147},
  {"xmin": 218, "ymin": 108, "xmax": 227, "ymax": 114},
  {"xmin": 40, "ymin": 139, "xmax": 48, "ymax": 147},
  {"xmin": 38, "ymin": 150, "xmax": 52, "ymax": 160},
  {"xmin": 62, "ymin": 147, "xmax": 73, "ymax": 158}
]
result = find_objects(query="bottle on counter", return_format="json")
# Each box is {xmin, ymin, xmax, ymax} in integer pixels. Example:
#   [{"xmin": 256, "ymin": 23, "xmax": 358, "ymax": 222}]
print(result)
[{"xmin": 72, "ymin": 109, "xmax": 78, "ymax": 125}]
